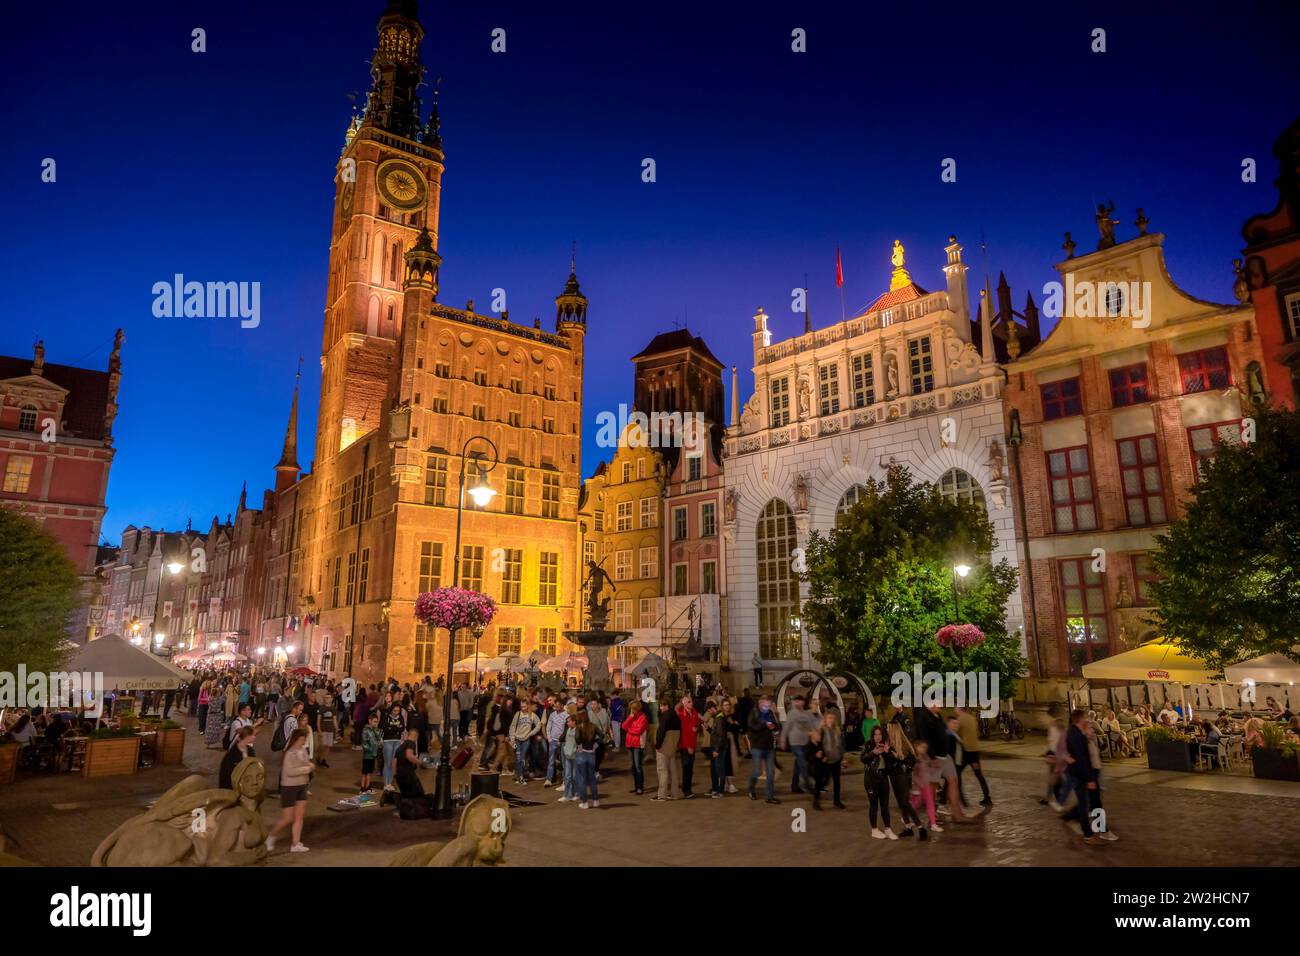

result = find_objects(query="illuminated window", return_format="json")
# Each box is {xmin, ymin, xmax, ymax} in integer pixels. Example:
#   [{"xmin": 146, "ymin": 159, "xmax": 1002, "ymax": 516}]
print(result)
[
  {"xmin": 418, "ymin": 541, "xmax": 442, "ymax": 592},
  {"xmin": 938, "ymin": 469, "xmax": 986, "ymax": 511},
  {"xmin": 460, "ymin": 545, "xmax": 484, "ymax": 591},
  {"xmin": 538, "ymin": 552, "xmax": 559, "ymax": 604},
  {"xmin": 818, "ymin": 363, "xmax": 840, "ymax": 415},
  {"xmin": 615, "ymin": 549, "xmax": 632, "ymax": 581},
  {"xmin": 1059, "ymin": 558, "xmax": 1108, "ymax": 673},
  {"xmin": 908, "ymin": 336, "xmax": 934, "ymax": 393},
  {"xmin": 414, "ymin": 625, "xmax": 436, "ymax": 673},
  {"xmin": 770, "ymin": 377, "xmax": 791, "ymax": 427},
  {"xmin": 2, "ymin": 456, "xmax": 33, "ymax": 494},
  {"xmin": 1178, "ymin": 347, "xmax": 1230, "ymax": 394},
  {"xmin": 756, "ymin": 499, "xmax": 801, "ymax": 660},
  {"xmin": 639, "ymin": 496, "xmax": 656, "ymax": 528},
  {"xmin": 424, "ymin": 456, "xmax": 447, "ymax": 505},
  {"xmin": 500, "ymin": 549, "xmax": 522, "ymax": 603},
  {"xmin": 1116, "ymin": 435, "xmax": 1166, "ymax": 526},
  {"xmin": 836, "ymin": 484, "xmax": 867, "ymax": 520},
  {"xmin": 505, "ymin": 467, "xmax": 525, "ymax": 514},
  {"xmin": 639, "ymin": 546, "xmax": 657, "ymax": 579},
  {"xmin": 538, "ymin": 627, "xmax": 558, "ymax": 656},
  {"xmin": 616, "ymin": 501, "xmax": 633, "ymax": 532},
  {"xmin": 497, "ymin": 627, "xmax": 522, "ymax": 656},
  {"xmin": 541, "ymin": 472, "xmax": 560, "ymax": 518},
  {"xmin": 851, "ymin": 354, "xmax": 875, "ymax": 408}
]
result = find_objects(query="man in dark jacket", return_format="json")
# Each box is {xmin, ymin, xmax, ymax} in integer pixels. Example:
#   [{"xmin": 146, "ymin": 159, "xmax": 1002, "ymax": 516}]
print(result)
[
  {"xmin": 913, "ymin": 703, "xmax": 977, "ymax": 822},
  {"xmin": 1063, "ymin": 709, "xmax": 1103, "ymax": 845},
  {"xmin": 746, "ymin": 695, "xmax": 781, "ymax": 804}
]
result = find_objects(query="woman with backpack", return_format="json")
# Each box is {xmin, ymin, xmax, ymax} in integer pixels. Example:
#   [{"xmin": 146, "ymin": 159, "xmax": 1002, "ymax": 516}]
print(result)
[{"xmin": 510, "ymin": 699, "xmax": 542, "ymax": 784}]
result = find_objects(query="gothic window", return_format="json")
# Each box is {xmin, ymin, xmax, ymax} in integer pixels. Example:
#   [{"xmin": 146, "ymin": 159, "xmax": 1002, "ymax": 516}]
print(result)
[
  {"xmin": 756, "ymin": 499, "xmax": 801, "ymax": 660},
  {"xmin": 389, "ymin": 241, "xmax": 400, "ymax": 283},
  {"xmin": 938, "ymin": 469, "xmax": 986, "ymax": 511}
]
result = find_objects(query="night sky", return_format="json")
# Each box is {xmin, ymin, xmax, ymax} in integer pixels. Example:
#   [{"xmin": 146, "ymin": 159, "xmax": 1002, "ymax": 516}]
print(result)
[{"xmin": 6, "ymin": 1, "xmax": 1297, "ymax": 542}]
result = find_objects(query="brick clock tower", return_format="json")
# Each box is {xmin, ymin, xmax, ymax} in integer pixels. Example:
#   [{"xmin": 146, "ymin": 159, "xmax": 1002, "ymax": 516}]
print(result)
[{"xmin": 319, "ymin": 0, "xmax": 445, "ymax": 467}]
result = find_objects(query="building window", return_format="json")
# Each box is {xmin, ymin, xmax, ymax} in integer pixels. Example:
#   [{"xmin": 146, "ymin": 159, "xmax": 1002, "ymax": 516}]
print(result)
[
  {"xmin": 496, "ymin": 627, "xmax": 522, "ymax": 656},
  {"xmin": 418, "ymin": 541, "xmax": 443, "ymax": 593},
  {"xmin": 544, "ymin": 384, "xmax": 557, "ymax": 401},
  {"xmin": 1132, "ymin": 553, "xmax": 1160, "ymax": 606},
  {"xmin": 616, "ymin": 500, "xmax": 633, "ymax": 532},
  {"xmin": 615, "ymin": 549, "xmax": 632, "ymax": 581},
  {"xmin": 672, "ymin": 506, "xmax": 688, "ymax": 541},
  {"xmin": 673, "ymin": 564, "xmax": 688, "ymax": 596},
  {"xmin": 639, "ymin": 496, "xmax": 656, "ymax": 529},
  {"xmin": 342, "ymin": 633, "xmax": 354, "ymax": 675},
  {"xmin": 1104, "ymin": 284, "xmax": 1126, "ymax": 317},
  {"xmin": 364, "ymin": 466, "xmax": 376, "ymax": 519},
  {"xmin": 622, "ymin": 462, "xmax": 632, "ymax": 483},
  {"xmin": 1285, "ymin": 292, "xmax": 1300, "ymax": 340},
  {"xmin": 358, "ymin": 548, "xmax": 370, "ymax": 603},
  {"xmin": 1116, "ymin": 435, "xmax": 1167, "ymax": 526},
  {"xmin": 542, "ymin": 417, "xmax": 555, "ymax": 434},
  {"xmin": 424, "ymin": 455, "xmax": 447, "ymax": 506},
  {"xmin": 770, "ymin": 377, "xmax": 791, "ymax": 427},
  {"xmin": 613, "ymin": 599, "xmax": 633, "ymax": 631},
  {"xmin": 638, "ymin": 597, "xmax": 655, "ymax": 628},
  {"xmin": 1108, "ymin": 364, "xmax": 1149, "ymax": 407},
  {"xmin": 2, "ymin": 456, "xmax": 33, "ymax": 494},
  {"xmin": 836, "ymin": 484, "xmax": 867, "ymax": 520},
  {"xmin": 593, "ymin": 508, "xmax": 604, "ymax": 532},
  {"xmin": 500, "ymin": 549, "xmax": 522, "ymax": 603},
  {"xmin": 18, "ymin": 405, "xmax": 38, "ymax": 432},
  {"xmin": 538, "ymin": 552, "xmax": 559, "ymax": 604},
  {"xmin": 701, "ymin": 560, "xmax": 717, "ymax": 594},
  {"xmin": 1047, "ymin": 445, "xmax": 1097, "ymax": 532},
  {"xmin": 471, "ymin": 370, "xmax": 487, "ymax": 386},
  {"xmin": 538, "ymin": 627, "xmax": 558, "ymax": 656},
  {"xmin": 818, "ymin": 363, "xmax": 840, "ymax": 415},
  {"xmin": 756, "ymin": 499, "xmax": 801, "ymax": 660},
  {"xmin": 1041, "ymin": 377, "xmax": 1082, "ymax": 420},
  {"xmin": 938, "ymin": 469, "xmax": 986, "ymax": 511},
  {"xmin": 583, "ymin": 540, "xmax": 596, "ymax": 565},
  {"xmin": 541, "ymin": 472, "xmax": 560, "ymax": 518},
  {"xmin": 451, "ymin": 629, "xmax": 475, "ymax": 663},
  {"xmin": 639, "ymin": 546, "xmax": 657, "ymax": 579},
  {"xmin": 908, "ymin": 336, "xmax": 934, "ymax": 393},
  {"xmin": 472, "ymin": 403, "xmax": 486, "ymax": 421},
  {"xmin": 331, "ymin": 558, "xmax": 341, "ymax": 607},
  {"xmin": 348, "ymin": 473, "xmax": 363, "ymax": 525},
  {"xmin": 508, "ymin": 410, "xmax": 520, "ymax": 427},
  {"xmin": 687, "ymin": 456, "xmax": 702, "ymax": 482},
  {"xmin": 1178, "ymin": 346, "xmax": 1230, "ymax": 394},
  {"xmin": 505, "ymin": 467, "xmax": 525, "ymax": 514},
  {"xmin": 345, "ymin": 551, "xmax": 357, "ymax": 605},
  {"xmin": 1188, "ymin": 420, "xmax": 1242, "ymax": 482},
  {"xmin": 434, "ymin": 361, "xmax": 450, "ymax": 378},
  {"xmin": 1059, "ymin": 557, "xmax": 1109, "ymax": 672},
  {"xmin": 460, "ymin": 545, "xmax": 484, "ymax": 591},
  {"xmin": 700, "ymin": 501, "xmax": 716, "ymax": 537},
  {"xmin": 851, "ymin": 354, "xmax": 875, "ymax": 408},
  {"xmin": 432, "ymin": 397, "xmax": 448, "ymax": 414},
  {"xmin": 414, "ymin": 625, "xmax": 436, "ymax": 673},
  {"xmin": 509, "ymin": 377, "xmax": 522, "ymax": 393},
  {"xmin": 637, "ymin": 458, "xmax": 647, "ymax": 480}
]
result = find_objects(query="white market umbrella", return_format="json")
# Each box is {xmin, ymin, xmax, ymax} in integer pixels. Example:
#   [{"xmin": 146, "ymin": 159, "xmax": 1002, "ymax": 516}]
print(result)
[
  {"xmin": 65, "ymin": 634, "xmax": 192, "ymax": 692},
  {"xmin": 1224, "ymin": 653, "xmax": 1300, "ymax": 685},
  {"xmin": 539, "ymin": 652, "xmax": 588, "ymax": 672}
]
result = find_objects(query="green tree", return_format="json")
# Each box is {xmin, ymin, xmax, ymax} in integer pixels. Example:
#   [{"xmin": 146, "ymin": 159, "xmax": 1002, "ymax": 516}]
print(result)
[
  {"xmin": 0, "ymin": 509, "xmax": 79, "ymax": 676},
  {"xmin": 802, "ymin": 467, "xmax": 1025, "ymax": 696},
  {"xmin": 1150, "ymin": 405, "xmax": 1300, "ymax": 670}
]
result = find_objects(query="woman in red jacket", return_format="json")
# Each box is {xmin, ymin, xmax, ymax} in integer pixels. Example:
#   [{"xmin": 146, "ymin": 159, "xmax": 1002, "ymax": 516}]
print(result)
[{"xmin": 622, "ymin": 700, "xmax": 649, "ymax": 795}]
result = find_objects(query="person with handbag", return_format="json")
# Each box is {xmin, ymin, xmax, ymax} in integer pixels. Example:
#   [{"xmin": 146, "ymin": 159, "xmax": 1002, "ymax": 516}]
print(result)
[
  {"xmin": 266, "ymin": 729, "xmax": 313, "ymax": 854},
  {"xmin": 622, "ymin": 700, "xmax": 649, "ymax": 795},
  {"xmin": 810, "ymin": 708, "xmax": 846, "ymax": 810},
  {"xmin": 863, "ymin": 724, "xmax": 899, "ymax": 839},
  {"xmin": 886, "ymin": 713, "xmax": 922, "ymax": 837}
]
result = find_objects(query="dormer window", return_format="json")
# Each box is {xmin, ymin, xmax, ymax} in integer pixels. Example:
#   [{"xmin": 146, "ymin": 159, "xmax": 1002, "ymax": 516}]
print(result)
[{"xmin": 18, "ymin": 405, "xmax": 38, "ymax": 432}]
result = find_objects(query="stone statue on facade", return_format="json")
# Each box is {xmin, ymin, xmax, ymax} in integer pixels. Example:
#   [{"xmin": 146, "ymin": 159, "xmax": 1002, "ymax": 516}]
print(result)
[
  {"xmin": 885, "ymin": 353, "xmax": 900, "ymax": 399},
  {"xmin": 793, "ymin": 473, "xmax": 809, "ymax": 513},
  {"xmin": 724, "ymin": 488, "xmax": 738, "ymax": 525},
  {"xmin": 1095, "ymin": 200, "xmax": 1118, "ymax": 249},
  {"xmin": 797, "ymin": 377, "xmax": 812, "ymax": 419}
]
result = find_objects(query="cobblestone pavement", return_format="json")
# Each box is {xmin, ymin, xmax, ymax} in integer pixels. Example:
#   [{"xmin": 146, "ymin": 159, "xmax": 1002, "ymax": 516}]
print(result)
[{"xmin": 3, "ymin": 716, "xmax": 1297, "ymax": 867}]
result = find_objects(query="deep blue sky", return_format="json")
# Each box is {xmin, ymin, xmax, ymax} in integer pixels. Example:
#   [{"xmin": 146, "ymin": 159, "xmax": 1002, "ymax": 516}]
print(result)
[{"xmin": 6, "ymin": 1, "xmax": 1297, "ymax": 543}]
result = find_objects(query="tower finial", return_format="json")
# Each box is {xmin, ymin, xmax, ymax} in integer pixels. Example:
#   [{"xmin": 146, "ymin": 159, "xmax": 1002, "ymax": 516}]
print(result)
[{"xmin": 275, "ymin": 362, "xmax": 302, "ymax": 489}]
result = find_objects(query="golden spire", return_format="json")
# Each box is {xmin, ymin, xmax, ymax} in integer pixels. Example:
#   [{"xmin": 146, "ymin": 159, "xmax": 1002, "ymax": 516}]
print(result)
[{"xmin": 888, "ymin": 239, "xmax": 912, "ymax": 291}]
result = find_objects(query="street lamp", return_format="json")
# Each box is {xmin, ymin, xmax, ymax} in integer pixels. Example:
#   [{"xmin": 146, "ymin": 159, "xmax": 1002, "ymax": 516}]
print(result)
[
  {"xmin": 951, "ymin": 563, "xmax": 971, "ymax": 622},
  {"xmin": 436, "ymin": 434, "xmax": 500, "ymax": 818}
]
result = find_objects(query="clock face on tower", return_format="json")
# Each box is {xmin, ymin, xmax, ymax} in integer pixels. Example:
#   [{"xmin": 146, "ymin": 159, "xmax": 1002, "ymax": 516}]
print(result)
[{"xmin": 376, "ymin": 158, "xmax": 426, "ymax": 211}]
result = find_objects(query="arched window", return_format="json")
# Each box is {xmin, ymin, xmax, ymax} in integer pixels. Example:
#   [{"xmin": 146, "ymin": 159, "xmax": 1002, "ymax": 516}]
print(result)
[
  {"xmin": 836, "ymin": 484, "xmax": 868, "ymax": 521},
  {"xmin": 939, "ymin": 468, "xmax": 986, "ymax": 510},
  {"xmin": 390, "ymin": 242, "xmax": 400, "ymax": 283},
  {"xmin": 756, "ymin": 499, "xmax": 801, "ymax": 660},
  {"xmin": 18, "ymin": 404, "xmax": 39, "ymax": 432}
]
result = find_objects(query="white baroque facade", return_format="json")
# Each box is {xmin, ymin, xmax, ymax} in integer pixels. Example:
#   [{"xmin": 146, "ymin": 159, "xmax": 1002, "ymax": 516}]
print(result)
[{"xmin": 722, "ymin": 237, "xmax": 1026, "ymax": 682}]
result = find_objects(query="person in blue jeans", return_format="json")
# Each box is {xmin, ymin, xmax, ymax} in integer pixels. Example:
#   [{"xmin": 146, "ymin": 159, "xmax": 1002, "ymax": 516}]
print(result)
[
  {"xmin": 543, "ymin": 698, "xmax": 568, "ymax": 787},
  {"xmin": 747, "ymin": 695, "xmax": 781, "ymax": 804},
  {"xmin": 574, "ymin": 711, "xmax": 600, "ymax": 808},
  {"xmin": 380, "ymin": 703, "xmax": 406, "ymax": 791}
]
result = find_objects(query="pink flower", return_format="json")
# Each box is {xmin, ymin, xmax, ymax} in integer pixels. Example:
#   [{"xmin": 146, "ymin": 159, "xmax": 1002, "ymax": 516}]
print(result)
[
  {"xmin": 414, "ymin": 587, "xmax": 497, "ymax": 632},
  {"xmin": 935, "ymin": 623, "xmax": 986, "ymax": 650}
]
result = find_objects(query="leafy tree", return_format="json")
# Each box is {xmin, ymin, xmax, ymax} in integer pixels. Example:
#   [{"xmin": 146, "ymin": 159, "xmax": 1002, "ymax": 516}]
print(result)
[
  {"xmin": 802, "ymin": 467, "xmax": 1025, "ymax": 697},
  {"xmin": 1150, "ymin": 406, "xmax": 1300, "ymax": 670},
  {"xmin": 0, "ymin": 509, "xmax": 79, "ymax": 676}
]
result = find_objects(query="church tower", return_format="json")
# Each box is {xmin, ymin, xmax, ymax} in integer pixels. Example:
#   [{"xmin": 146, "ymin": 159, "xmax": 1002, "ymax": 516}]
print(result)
[{"xmin": 318, "ymin": 0, "xmax": 445, "ymax": 465}]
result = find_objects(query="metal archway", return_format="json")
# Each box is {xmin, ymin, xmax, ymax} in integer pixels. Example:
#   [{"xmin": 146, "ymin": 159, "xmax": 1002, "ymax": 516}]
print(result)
[{"xmin": 773, "ymin": 669, "xmax": 876, "ymax": 722}]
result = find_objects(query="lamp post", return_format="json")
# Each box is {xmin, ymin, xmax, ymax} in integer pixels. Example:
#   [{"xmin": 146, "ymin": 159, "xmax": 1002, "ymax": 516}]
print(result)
[
  {"xmin": 436, "ymin": 435, "xmax": 499, "ymax": 818},
  {"xmin": 790, "ymin": 612, "xmax": 808, "ymax": 672},
  {"xmin": 951, "ymin": 563, "xmax": 971, "ymax": 623}
]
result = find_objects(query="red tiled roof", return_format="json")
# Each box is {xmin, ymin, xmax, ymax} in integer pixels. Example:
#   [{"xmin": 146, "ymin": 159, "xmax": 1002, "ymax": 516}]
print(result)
[
  {"xmin": 856, "ymin": 282, "xmax": 929, "ymax": 316},
  {"xmin": 0, "ymin": 356, "xmax": 111, "ymax": 441}
]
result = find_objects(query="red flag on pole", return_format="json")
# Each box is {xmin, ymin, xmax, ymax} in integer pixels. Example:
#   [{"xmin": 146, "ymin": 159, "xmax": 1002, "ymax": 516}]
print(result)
[{"xmin": 835, "ymin": 247, "xmax": 844, "ymax": 289}]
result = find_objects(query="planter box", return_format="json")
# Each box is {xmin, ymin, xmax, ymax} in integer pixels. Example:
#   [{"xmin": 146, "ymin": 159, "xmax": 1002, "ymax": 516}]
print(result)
[
  {"xmin": 83, "ymin": 736, "xmax": 141, "ymax": 779},
  {"xmin": 0, "ymin": 741, "xmax": 18, "ymax": 784},
  {"xmin": 1146, "ymin": 739, "xmax": 1195, "ymax": 772},
  {"xmin": 1251, "ymin": 747, "xmax": 1300, "ymax": 782},
  {"xmin": 155, "ymin": 727, "xmax": 186, "ymax": 765}
]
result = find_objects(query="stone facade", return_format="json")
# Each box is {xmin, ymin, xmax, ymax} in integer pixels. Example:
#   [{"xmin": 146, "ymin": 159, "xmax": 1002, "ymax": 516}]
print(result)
[{"xmin": 724, "ymin": 238, "xmax": 1026, "ymax": 684}]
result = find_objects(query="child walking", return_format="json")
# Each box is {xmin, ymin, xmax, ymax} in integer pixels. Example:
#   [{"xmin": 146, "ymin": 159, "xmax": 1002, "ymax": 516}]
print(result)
[{"xmin": 909, "ymin": 740, "xmax": 941, "ymax": 839}]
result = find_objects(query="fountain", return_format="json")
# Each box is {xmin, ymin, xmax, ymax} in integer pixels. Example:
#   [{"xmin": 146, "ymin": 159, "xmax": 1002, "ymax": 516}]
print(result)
[{"xmin": 562, "ymin": 560, "xmax": 632, "ymax": 692}]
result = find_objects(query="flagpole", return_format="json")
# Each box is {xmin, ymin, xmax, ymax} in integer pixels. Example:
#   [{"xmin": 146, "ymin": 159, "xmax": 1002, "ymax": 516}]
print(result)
[{"xmin": 836, "ymin": 246, "xmax": 846, "ymax": 322}]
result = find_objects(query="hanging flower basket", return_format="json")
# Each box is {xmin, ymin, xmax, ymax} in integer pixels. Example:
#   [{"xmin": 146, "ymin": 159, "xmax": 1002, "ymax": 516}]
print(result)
[
  {"xmin": 935, "ymin": 623, "xmax": 986, "ymax": 650},
  {"xmin": 414, "ymin": 587, "xmax": 497, "ymax": 633}
]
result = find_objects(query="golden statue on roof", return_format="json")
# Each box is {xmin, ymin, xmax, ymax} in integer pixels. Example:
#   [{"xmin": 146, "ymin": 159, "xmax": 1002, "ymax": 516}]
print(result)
[{"xmin": 889, "ymin": 239, "xmax": 912, "ymax": 291}]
